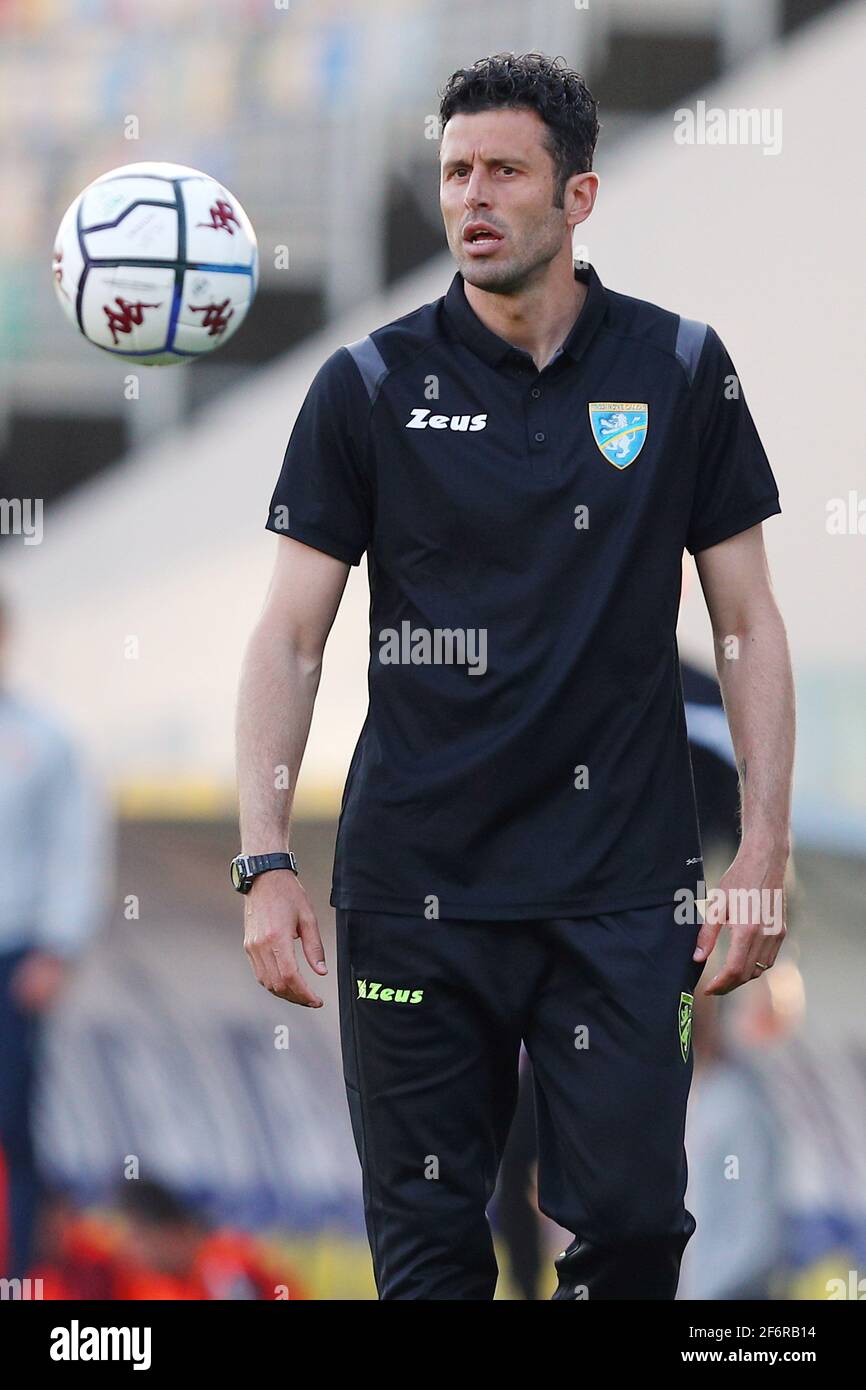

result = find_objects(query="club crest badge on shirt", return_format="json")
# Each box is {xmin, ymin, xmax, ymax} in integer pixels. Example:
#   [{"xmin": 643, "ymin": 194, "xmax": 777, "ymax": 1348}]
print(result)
[{"xmin": 588, "ymin": 401, "xmax": 649, "ymax": 468}]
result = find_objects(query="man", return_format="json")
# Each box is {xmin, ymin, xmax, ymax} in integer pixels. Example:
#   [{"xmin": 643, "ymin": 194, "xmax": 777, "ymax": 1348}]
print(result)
[
  {"xmin": 234, "ymin": 52, "xmax": 795, "ymax": 1300},
  {"xmin": 0, "ymin": 593, "xmax": 110, "ymax": 1280}
]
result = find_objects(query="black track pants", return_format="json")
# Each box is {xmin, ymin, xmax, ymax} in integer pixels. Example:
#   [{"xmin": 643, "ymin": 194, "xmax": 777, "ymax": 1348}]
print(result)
[{"xmin": 336, "ymin": 903, "xmax": 707, "ymax": 1300}]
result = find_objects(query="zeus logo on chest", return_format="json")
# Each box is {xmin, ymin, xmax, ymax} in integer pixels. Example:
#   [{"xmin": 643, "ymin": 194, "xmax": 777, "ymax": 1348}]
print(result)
[{"xmin": 405, "ymin": 408, "xmax": 488, "ymax": 431}]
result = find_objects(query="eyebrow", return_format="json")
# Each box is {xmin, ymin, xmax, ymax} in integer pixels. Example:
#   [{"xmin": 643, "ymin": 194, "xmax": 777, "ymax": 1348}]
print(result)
[{"xmin": 440, "ymin": 154, "xmax": 526, "ymax": 172}]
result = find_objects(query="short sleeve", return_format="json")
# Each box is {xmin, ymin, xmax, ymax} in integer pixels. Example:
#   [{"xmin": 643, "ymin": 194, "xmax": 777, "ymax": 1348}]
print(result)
[
  {"xmin": 684, "ymin": 325, "xmax": 781, "ymax": 556},
  {"xmin": 266, "ymin": 346, "xmax": 373, "ymax": 565}
]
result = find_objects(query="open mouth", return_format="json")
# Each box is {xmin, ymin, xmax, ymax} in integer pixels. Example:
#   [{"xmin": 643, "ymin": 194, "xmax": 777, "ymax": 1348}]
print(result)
[{"xmin": 463, "ymin": 225, "xmax": 505, "ymax": 253}]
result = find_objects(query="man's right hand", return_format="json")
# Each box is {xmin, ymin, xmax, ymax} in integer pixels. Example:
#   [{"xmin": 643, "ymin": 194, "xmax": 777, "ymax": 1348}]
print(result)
[{"xmin": 242, "ymin": 870, "xmax": 328, "ymax": 1007}]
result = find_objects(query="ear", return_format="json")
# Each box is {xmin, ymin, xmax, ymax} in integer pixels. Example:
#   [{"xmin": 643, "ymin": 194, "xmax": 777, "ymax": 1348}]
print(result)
[{"xmin": 566, "ymin": 171, "xmax": 599, "ymax": 231}]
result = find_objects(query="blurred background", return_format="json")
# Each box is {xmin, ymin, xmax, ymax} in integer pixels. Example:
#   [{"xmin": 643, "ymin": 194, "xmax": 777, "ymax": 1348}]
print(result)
[{"xmin": 0, "ymin": 0, "xmax": 864, "ymax": 1299}]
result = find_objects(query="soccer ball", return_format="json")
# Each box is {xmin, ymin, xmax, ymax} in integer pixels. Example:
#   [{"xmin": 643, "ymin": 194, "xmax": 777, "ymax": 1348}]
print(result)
[{"xmin": 52, "ymin": 160, "xmax": 258, "ymax": 365}]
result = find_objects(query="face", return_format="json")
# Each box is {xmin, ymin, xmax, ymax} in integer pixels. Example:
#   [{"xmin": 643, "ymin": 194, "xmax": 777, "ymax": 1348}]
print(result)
[
  {"xmin": 439, "ymin": 106, "xmax": 594, "ymax": 293},
  {"xmin": 124, "ymin": 1220, "xmax": 199, "ymax": 1274}
]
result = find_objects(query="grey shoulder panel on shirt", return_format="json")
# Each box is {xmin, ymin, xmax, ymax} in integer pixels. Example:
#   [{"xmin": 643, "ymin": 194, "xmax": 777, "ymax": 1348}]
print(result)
[
  {"xmin": 344, "ymin": 335, "xmax": 389, "ymax": 405},
  {"xmin": 675, "ymin": 316, "xmax": 708, "ymax": 385}
]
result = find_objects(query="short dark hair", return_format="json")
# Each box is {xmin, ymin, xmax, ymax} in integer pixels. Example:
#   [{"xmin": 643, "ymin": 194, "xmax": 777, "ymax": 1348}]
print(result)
[
  {"xmin": 439, "ymin": 52, "xmax": 599, "ymax": 205},
  {"xmin": 116, "ymin": 1178, "xmax": 206, "ymax": 1230}
]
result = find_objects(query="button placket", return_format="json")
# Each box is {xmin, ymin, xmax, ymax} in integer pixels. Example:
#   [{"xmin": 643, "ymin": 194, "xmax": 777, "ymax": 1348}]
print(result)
[{"xmin": 526, "ymin": 375, "xmax": 552, "ymax": 476}]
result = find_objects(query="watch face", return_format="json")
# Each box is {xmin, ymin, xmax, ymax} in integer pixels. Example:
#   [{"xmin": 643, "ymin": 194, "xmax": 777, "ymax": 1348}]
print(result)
[{"xmin": 230, "ymin": 859, "xmax": 244, "ymax": 890}]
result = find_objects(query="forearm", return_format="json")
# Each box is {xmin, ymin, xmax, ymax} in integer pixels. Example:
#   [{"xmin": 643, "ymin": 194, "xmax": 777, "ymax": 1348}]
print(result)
[
  {"xmin": 235, "ymin": 619, "xmax": 322, "ymax": 853},
  {"xmin": 712, "ymin": 598, "xmax": 795, "ymax": 862}
]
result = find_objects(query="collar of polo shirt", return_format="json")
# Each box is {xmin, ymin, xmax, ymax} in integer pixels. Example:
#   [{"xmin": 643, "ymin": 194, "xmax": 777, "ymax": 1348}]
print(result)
[{"xmin": 443, "ymin": 261, "xmax": 608, "ymax": 371}]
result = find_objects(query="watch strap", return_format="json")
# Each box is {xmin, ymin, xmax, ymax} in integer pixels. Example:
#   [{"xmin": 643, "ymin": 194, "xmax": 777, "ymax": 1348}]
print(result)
[{"xmin": 245, "ymin": 852, "xmax": 298, "ymax": 877}]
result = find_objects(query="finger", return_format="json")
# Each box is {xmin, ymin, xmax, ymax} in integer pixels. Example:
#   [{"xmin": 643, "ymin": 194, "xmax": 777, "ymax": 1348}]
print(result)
[
  {"xmin": 297, "ymin": 912, "xmax": 328, "ymax": 976},
  {"xmin": 752, "ymin": 925, "xmax": 786, "ymax": 976},
  {"xmin": 693, "ymin": 889, "xmax": 728, "ymax": 962},
  {"xmin": 751, "ymin": 901, "xmax": 786, "ymax": 960},
  {"xmin": 242, "ymin": 928, "xmax": 273, "ymax": 988},
  {"xmin": 703, "ymin": 927, "xmax": 755, "ymax": 995},
  {"xmin": 269, "ymin": 946, "xmax": 323, "ymax": 1008},
  {"xmin": 271, "ymin": 976, "xmax": 323, "ymax": 1008},
  {"xmin": 248, "ymin": 942, "xmax": 282, "ymax": 995},
  {"xmin": 762, "ymin": 903, "xmax": 787, "ymax": 958},
  {"xmin": 693, "ymin": 915, "xmax": 721, "ymax": 963},
  {"xmin": 743, "ymin": 930, "xmax": 769, "ymax": 981}
]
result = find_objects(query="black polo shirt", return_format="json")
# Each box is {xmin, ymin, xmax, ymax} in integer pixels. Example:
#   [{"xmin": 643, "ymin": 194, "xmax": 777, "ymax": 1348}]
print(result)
[{"xmin": 265, "ymin": 263, "xmax": 781, "ymax": 920}]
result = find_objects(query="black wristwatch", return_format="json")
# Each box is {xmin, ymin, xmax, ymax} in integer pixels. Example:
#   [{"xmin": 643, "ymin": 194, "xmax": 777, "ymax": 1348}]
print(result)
[{"xmin": 230, "ymin": 851, "xmax": 299, "ymax": 894}]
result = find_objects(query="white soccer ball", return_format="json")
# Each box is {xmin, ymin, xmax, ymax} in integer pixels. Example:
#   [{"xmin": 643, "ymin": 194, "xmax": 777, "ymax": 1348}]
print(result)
[{"xmin": 51, "ymin": 160, "xmax": 259, "ymax": 365}]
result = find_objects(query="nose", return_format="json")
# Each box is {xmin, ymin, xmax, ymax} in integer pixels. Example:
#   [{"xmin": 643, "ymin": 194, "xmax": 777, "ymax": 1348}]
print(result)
[{"xmin": 463, "ymin": 168, "xmax": 491, "ymax": 211}]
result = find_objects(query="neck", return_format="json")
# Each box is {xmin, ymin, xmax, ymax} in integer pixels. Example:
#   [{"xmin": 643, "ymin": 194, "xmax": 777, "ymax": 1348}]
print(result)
[{"xmin": 463, "ymin": 248, "xmax": 586, "ymax": 371}]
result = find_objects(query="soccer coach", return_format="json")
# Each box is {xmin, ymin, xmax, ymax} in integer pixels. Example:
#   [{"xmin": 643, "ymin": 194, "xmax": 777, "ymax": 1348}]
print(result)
[{"xmin": 234, "ymin": 53, "xmax": 795, "ymax": 1300}]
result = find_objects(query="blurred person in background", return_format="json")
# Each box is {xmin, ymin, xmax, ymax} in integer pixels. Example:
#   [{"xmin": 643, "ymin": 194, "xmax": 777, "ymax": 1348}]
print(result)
[
  {"xmin": 0, "ymin": 591, "xmax": 110, "ymax": 1280},
  {"xmin": 112, "ymin": 1180, "xmax": 307, "ymax": 1301},
  {"xmin": 677, "ymin": 988, "xmax": 787, "ymax": 1300},
  {"xmin": 27, "ymin": 1193, "xmax": 118, "ymax": 1300},
  {"xmin": 29, "ymin": 1181, "xmax": 309, "ymax": 1300}
]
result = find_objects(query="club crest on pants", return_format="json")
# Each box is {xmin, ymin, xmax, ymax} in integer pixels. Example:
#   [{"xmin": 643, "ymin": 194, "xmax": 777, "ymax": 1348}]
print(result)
[{"xmin": 678, "ymin": 991, "xmax": 694, "ymax": 1062}]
